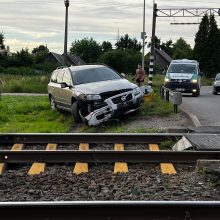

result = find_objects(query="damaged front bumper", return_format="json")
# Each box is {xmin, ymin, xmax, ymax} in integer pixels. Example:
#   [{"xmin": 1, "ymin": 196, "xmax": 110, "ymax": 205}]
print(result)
[{"xmin": 84, "ymin": 91, "xmax": 143, "ymax": 126}]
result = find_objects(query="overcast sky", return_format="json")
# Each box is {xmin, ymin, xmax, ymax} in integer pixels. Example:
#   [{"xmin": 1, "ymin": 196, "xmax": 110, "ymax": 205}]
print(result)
[{"xmin": 0, "ymin": 0, "xmax": 219, "ymax": 53}]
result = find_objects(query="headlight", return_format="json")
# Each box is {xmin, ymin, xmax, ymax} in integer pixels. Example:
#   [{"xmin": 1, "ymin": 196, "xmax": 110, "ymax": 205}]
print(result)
[
  {"xmin": 191, "ymin": 79, "xmax": 198, "ymax": 83},
  {"xmin": 133, "ymin": 87, "xmax": 141, "ymax": 96},
  {"xmin": 86, "ymin": 94, "xmax": 102, "ymax": 100},
  {"xmin": 165, "ymin": 77, "xmax": 170, "ymax": 82}
]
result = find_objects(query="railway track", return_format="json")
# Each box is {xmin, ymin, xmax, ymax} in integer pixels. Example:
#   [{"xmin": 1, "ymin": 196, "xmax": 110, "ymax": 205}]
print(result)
[
  {"xmin": 0, "ymin": 133, "xmax": 220, "ymax": 219},
  {"xmin": 0, "ymin": 201, "xmax": 220, "ymax": 220}
]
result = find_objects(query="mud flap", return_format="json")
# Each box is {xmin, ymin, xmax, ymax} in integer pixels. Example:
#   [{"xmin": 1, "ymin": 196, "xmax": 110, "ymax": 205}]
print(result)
[{"xmin": 85, "ymin": 106, "xmax": 113, "ymax": 126}]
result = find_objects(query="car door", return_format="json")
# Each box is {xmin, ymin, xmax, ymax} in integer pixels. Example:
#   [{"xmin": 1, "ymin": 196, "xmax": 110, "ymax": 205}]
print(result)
[
  {"xmin": 59, "ymin": 69, "xmax": 73, "ymax": 109},
  {"xmin": 55, "ymin": 70, "xmax": 64, "ymax": 106},
  {"xmin": 49, "ymin": 70, "xmax": 60, "ymax": 103}
]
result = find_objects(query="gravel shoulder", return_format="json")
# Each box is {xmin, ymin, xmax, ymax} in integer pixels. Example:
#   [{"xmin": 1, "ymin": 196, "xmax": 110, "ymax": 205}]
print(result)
[{"xmin": 71, "ymin": 112, "xmax": 193, "ymax": 133}]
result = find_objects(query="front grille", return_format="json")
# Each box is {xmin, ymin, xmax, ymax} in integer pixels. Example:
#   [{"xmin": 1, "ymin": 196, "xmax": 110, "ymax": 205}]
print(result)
[
  {"xmin": 171, "ymin": 79, "xmax": 191, "ymax": 83},
  {"xmin": 112, "ymin": 93, "xmax": 133, "ymax": 104},
  {"xmin": 100, "ymin": 89, "xmax": 132, "ymax": 100}
]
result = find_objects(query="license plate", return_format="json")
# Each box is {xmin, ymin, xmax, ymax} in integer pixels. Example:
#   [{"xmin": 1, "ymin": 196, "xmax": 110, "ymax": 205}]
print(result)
[{"xmin": 175, "ymin": 88, "xmax": 185, "ymax": 92}]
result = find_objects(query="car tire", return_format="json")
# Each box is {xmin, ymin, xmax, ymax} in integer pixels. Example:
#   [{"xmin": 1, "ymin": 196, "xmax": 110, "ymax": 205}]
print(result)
[
  {"xmin": 71, "ymin": 101, "xmax": 82, "ymax": 123},
  {"xmin": 213, "ymin": 91, "xmax": 217, "ymax": 95},
  {"xmin": 50, "ymin": 95, "xmax": 56, "ymax": 110},
  {"xmin": 192, "ymin": 86, "xmax": 200, "ymax": 97}
]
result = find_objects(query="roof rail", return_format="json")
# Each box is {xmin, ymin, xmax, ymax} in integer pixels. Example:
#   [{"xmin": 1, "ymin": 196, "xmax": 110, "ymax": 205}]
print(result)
[{"xmin": 56, "ymin": 66, "xmax": 66, "ymax": 70}]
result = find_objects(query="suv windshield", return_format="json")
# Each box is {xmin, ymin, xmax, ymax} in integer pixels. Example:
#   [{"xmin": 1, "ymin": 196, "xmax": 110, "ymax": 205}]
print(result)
[
  {"xmin": 168, "ymin": 64, "xmax": 197, "ymax": 74},
  {"xmin": 72, "ymin": 67, "xmax": 122, "ymax": 85}
]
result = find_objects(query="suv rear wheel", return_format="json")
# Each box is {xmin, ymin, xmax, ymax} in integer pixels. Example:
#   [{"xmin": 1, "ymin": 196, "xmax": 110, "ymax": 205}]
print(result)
[{"xmin": 71, "ymin": 101, "xmax": 82, "ymax": 122}]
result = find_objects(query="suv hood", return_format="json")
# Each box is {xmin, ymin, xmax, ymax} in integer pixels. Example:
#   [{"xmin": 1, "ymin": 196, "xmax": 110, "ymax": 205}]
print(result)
[
  {"xmin": 169, "ymin": 73, "xmax": 194, "ymax": 80},
  {"xmin": 74, "ymin": 79, "xmax": 136, "ymax": 95}
]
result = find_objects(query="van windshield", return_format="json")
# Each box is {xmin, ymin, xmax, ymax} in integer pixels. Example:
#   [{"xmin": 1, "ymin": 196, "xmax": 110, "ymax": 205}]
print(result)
[{"xmin": 167, "ymin": 64, "xmax": 197, "ymax": 74}]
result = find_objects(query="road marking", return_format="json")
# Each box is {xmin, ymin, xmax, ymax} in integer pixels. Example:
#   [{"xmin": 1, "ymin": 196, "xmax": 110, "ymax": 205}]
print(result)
[
  {"xmin": 73, "ymin": 143, "xmax": 89, "ymax": 174},
  {"xmin": 28, "ymin": 143, "xmax": 57, "ymax": 175},
  {"xmin": 114, "ymin": 144, "xmax": 128, "ymax": 173},
  {"xmin": 0, "ymin": 144, "xmax": 24, "ymax": 175},
  {"xmin": 149, "ymin": 144, "xmax": 176, "ymax": 174}
]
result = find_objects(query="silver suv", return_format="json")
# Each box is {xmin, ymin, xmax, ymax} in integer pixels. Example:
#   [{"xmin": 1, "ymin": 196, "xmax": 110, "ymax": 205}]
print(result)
[{"xmin": 48, "ymin": 65, "xmax": 143, "ymax": 126}]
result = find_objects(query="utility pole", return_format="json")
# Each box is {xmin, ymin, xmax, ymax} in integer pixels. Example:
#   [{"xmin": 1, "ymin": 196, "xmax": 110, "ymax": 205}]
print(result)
[
  {"xmin": 141, "ymin": 0, "xmax": 146, "ymax": 70},
  {"xmin": 148, "ymin": 3, "xmax": 157, "ymax": 86},
  {"xmin": 64, "ymin": 0, "xmax": 69, "ymax": 66}
]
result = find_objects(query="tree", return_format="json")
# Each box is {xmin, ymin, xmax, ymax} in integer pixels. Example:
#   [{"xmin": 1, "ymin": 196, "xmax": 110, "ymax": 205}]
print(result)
[
  {"xmin": 115, "ymin": 34, "xmax": 142, "ymax": 52},
  {"xmin": 172, "ymin": 38, "xmax": 192, "ymax": 59},
  {"xmin": 193, "ymin": 14, "xmax": 210, "ymax": 73},
  {"xmin": 99, "ymin": 49, "xmax": 142, "ymax": 73},
  {"xmin": 206, "ymin": 14, "xmax": 220, "ymax": 76},
  {"xmin": 161, "ymin": 39, "xmax": 173, "ymax": 57},
  {"xmin": 32, "ymin": 45, "xmax": 49, "ymax": 54},
  {"xmin": 12, "ymin": 49, "xmax": 34, "ymax": 67},
  {"xmin": 101, "ymin": 41, "xmax": 112, "ymax": 52},
  {"xmin": 193, "ymin": 14, "xmax": 220, "ymax": 76},
  {"xmin": 70, "ymin": 38, "xmax": 102, "ymax": 63},
  {"xmin": 154, "ymin": 36, "xmax": 161, "ymax": 49},
  {"xmin": 0, "ymin": 31, "xmax": 5, "ymax": 50},
  {"xmin": 32, "ymin": 45, "xmax": 49, "ymax": 64}
]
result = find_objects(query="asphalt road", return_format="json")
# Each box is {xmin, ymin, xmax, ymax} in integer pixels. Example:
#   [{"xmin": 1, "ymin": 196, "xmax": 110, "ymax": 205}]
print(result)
[{"xmin": 180, "ymin": 86, "xmax": 220, "ymax": 126}]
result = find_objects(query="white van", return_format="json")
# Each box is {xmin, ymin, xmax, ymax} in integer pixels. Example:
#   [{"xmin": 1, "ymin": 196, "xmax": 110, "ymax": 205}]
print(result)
[{"xmin": 164, "ymin": 59, "xmax": 201, "ymax": 97}]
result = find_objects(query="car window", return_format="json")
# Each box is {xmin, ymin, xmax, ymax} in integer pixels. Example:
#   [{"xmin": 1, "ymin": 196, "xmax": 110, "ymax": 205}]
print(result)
[
  {"xmin": 62, "ymin": 70, "xmax": 72, "ymax": 85},
  {"xmin": 71, "ymin": 67, "xmax": 122, "ymax": 85},
  {"xmin": 57, "ymin": 71, "xmax": 64, "ymax": 84},
  {"xmin": 51, "ymin": 71, "xmax": 58, "ymax": 83},
  {"xmin": 168, "ymin": 64, "xmax": 197, "ymax": 74}
]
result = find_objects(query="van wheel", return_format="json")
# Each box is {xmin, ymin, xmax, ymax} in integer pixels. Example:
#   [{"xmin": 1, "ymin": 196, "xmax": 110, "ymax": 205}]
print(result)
[
  {"xmin": 50, "ymin": 96, "xmax": 56, "ymax": 110},
  {"xmin": 71, "ymin": 101, "xmax": 82, "ymax": 123},
  {"xmin": 193, "ymin": 88, "xmax": 200, "ymax": 97}
]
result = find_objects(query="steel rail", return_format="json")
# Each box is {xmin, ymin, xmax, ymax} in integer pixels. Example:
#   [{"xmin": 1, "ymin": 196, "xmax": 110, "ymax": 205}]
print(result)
[
  {"xmin": 0, "ymin": 133, "xmax": 183, "ymax": 144},
  {"xmin": 1, "ymin": 150, "xmax": 220, "ymax": 163},
  {"xmin": 0, "ymin": 201, "xmax": 220, "ymax": 220}
]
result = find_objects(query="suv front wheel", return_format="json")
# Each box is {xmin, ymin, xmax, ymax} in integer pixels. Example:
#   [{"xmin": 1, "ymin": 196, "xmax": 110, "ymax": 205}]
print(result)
[
  {"xmin": 71, "ymin": 101, "xmax": 82, "ymax": 122},
  {"xmin": 50, "ymin": 95, "xmax": 56, "ymax": 110}
]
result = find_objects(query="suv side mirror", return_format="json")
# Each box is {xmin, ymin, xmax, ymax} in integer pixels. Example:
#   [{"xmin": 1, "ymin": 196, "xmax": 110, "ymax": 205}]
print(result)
[
  {"xmin": 162, "ymin": 70, "xmax": 166, "ymax": 75},
  {"xmin": 61, "ymin": 82, "xmax": 69, "ymax": 88}
]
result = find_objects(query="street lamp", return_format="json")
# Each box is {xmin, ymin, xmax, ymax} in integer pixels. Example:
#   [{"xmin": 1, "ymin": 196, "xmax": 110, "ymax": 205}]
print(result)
[
  {"xmin": 64, "ymin": 0, "xmax": 69, "ymax": 66},
  {"xmin": 141, "ymin": 0, "xmax": 146, "ymax": 70}
]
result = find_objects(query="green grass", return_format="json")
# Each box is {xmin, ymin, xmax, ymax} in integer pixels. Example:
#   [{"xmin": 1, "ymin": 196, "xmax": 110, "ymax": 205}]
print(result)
[
  {"xmin": 0, "ymin": 73, "xmax": 174, "ymax": 133},
  {"xmin": 201, "ymin": 76, "xmax": 214, "ymax": 86},
  {"xmin": 0, "ymin": 74, "xmax": 49, "ymax": 93},
  {"xmin": 0, "ymin": 96, "xmax": 72, "ymax": 133}
]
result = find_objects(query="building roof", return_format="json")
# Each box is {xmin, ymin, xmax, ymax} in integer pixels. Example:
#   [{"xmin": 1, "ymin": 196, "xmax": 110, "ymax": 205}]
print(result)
[{"xmin": 155, "ymin": 48, "xmax": 172, "ymax": 63}]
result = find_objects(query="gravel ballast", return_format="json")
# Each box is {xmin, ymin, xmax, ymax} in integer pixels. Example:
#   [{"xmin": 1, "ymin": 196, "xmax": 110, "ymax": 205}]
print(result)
[{"xmin": 0, "ymin": 164, "xmax": 219, "ymax": 201}]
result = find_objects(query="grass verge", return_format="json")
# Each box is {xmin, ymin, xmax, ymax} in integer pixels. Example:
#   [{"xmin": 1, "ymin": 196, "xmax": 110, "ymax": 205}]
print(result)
[
  {"xmin": 0, "ymin": 74, "xmax": 49, "ymax": 93},
  {"xmin": 0, "ymin": 96, "xmax": 72, "ymax": 133}
]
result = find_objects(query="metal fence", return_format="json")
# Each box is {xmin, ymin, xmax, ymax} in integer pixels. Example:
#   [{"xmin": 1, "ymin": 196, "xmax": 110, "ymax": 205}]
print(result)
[{"xmin": 160, "ymin": 86, "xmax": 182, "ymax": 113}]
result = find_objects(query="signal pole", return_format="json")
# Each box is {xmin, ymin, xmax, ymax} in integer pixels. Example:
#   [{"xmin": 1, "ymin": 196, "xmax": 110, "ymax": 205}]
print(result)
[
  {"xmin": 64, "ymin": 0, "xmax": 69, "ymax": 66},
  {"xmin": 148, "ymin": 3, "xmax": 157, "ymax": 86}
]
